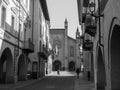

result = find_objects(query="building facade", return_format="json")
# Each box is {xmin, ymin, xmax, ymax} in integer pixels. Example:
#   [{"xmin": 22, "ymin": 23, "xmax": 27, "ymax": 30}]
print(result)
[
  {"xmin": 78, "ymin": 0, "xmax": 120, "ymax": 90},
  {"xmin": 0, "ymin": 0, "xmax": 52, "ymax": 84},
  {"xmin": 50, "ymin": 19, "xmax": 82, "ymax": 71},
  {"xmin": 0, "ymin": 0, "xmax": 33, "ymax": 83},
  {"xmin": 29, "ymin": 0, "xmax": 52, "ymax": 79},
  {"xmin": 77, "ymin": 0, "xmax": 94, "ymax": 80}
]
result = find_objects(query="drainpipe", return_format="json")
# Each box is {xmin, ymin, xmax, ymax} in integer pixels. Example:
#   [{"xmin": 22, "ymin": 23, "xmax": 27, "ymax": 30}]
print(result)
[
  {"xmin": 98, "ymin": 0, "xmax": 103, "ymax": 47},
  {"xmin": 32, "ymin": 0, "xmax": 34, "ymax": 42},
  {"xmin": 17, "ymin": 0, "xmax": 20, "ymax": 56}
]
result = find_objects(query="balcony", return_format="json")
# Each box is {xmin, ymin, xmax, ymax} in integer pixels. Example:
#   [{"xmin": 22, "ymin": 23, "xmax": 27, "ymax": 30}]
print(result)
[
  {"xmin": 23, "ymin": 38, "xmax": 34, "ymax": 53},
  {"xmin": 83, "ymin": 40, "xmax": 93, "ymax": 51},
  {"xmin": 85, "ymin": 15, "xmax": 97, "ymax": 37},
  {"xmin": 38, "ymin": 45, "xmax": 49, "ymax": 60},
  {"xmin": 85, "ymin": 25, "xmax": 96, "ymax": 36}
]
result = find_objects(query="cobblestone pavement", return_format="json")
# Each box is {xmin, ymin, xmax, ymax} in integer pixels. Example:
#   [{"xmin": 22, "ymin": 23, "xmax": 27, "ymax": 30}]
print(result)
[
  {"xmin": 74, "ymin": 73, "xmax": 95, "ymax": 90},
  {"xmin": 0, "ymin": 71, "xmax": 95, "ymax": 90}
]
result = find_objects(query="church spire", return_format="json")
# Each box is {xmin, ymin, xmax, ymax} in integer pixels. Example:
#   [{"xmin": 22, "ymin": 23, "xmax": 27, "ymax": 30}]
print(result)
[
  {"xmin": 76, "ymin": 27, "xmax": 80, "ymax": 39},
  {"xmin": 64, "ymin": 18, "xmax": 68, "ymax": 36},
  {"xmin": 64, "ymin": 18, "xmax": 68, "ymax": 29}
]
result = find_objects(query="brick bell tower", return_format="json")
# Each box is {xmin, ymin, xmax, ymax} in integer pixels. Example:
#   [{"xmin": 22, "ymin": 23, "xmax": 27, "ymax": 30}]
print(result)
[
  {"xmin": 64, "ymin": 18, "xmax": 68, "ymax": 70},
  {"xmin": 75, "ymin": 27, "xmax": 81, "ymax": 69}
]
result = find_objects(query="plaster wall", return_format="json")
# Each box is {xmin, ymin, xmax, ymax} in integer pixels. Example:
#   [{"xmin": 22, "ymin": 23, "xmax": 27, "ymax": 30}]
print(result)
[{"xmin": 93, "ymin": 0, "xmax": 120, "ymax": 89}]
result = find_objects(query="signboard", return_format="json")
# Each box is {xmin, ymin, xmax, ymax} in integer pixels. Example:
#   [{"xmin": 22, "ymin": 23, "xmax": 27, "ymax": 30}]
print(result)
[{"xmin": 0, "ymin": 28, "xmax": 23, "ymax": 47}]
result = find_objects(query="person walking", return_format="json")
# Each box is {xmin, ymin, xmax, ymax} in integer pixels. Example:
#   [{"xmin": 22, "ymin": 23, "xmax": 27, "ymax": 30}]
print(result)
[
  {"xmin": 57, "ymin": 69, "xmax": 60, "ymax": 75},
  {"xmin": 76, "ymin": 68, "xmax": 80, "ymax": 78},
  {"xmin": 87, "ymin": 70, "xmax": 90, "ymax": 81}
]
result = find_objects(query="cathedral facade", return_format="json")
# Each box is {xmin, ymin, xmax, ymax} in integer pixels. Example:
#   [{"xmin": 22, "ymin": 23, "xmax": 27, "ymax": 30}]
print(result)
[{"xmin": 50, "ymin": 19, "xmax": 82, "ymax": 71}]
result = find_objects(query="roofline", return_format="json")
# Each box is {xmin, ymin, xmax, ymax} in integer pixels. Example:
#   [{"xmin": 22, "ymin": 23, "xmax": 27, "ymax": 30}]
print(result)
[
  {"xmin": 40, "ymin": 0, "xmax": 50, "ymax": 21},
  {"xmin": 68, "ymin": 36, "xmax": 76, "ymax": 41}
]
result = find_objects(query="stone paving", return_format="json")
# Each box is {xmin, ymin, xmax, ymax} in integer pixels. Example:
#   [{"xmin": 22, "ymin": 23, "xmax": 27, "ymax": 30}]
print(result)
[
  {"xmin": 0, "ymin": 71, "xmax": 95, "ymax": 90},
  {"xmin": 48, "ymin": 71, "xmax": 95, "ymax": 90},
  {"xmin": 74, "ymin": 73, "xmax": 95, "ymax": 90}
]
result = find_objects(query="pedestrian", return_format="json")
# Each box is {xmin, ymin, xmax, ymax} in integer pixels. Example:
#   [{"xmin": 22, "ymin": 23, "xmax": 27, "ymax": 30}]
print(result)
[
  {"xmin": 76, "ymin": 68, "xmax": 80, "ymax": 78},
  {"xmin": 87, "ymin": 70, "xmax": 90, "ymax": 81},
  {"xmin": 57, "ymin": 68, "xmax": 60, "ymax": 75}
]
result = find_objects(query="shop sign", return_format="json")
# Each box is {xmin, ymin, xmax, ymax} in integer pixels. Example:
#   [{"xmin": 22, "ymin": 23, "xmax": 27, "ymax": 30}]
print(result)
[{"xmin": 0, "ymin": 28, "xmax": 17, "ymax": 45}]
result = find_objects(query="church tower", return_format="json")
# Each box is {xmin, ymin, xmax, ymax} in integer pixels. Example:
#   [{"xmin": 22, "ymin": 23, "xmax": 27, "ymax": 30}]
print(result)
[
  {"xmin": 64, "ymin": 18, "xmax": 68, "ymax": 36},
  {"xmin": 64, "ymin": 18, "xmax": 68, "ymax": 70},
  {"xmin": 75, "ymin": 27, "xmax": 81, "ymax": 68},
  {"xmin": 76, "ymin": 27, "xmax": 80, "ymax": 39}
]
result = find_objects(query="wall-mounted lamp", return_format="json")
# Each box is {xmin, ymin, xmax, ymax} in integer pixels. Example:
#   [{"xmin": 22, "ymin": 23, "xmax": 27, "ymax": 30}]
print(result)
[
  {"xmin": 89, "ymin": 1, "xmax": 104, "ymax": 18},
  {"xmin": 89, "ymin": 2, "xmax": 95, "ymax": 14},
  {"xmin": 88, "ymin": 0, "xmax": 104, "ymax": 46}
]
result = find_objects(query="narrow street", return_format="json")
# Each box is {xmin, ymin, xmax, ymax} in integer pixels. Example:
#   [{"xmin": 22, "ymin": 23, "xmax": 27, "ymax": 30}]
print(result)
[
  {"xmin": 0, "ymin": 71, "xmax": 95, "ymax": 90},
  {"xmin": 12, "ymin": 71, "xmax": 75, "ymax": 90}
]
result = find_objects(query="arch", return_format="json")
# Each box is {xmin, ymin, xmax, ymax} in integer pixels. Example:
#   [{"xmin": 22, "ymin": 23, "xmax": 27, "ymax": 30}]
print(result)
[
  {"xmin": 68, "ymin": 61, "xmax": 75, "ymax": 71},
  {"xmin": 27, "ymin": 58, "xmax": 31, "ymax": 72},
  {"xmin": 53, "ymin": 60, "xmax": 61, "ymax": 71},
  {"xmin": 0, "ymin": 48, "xmax": 14, "ymax": 83},
  {"xmin": 97, "ymin": 47, "xmax": 106, "ymax": 89},
  {"xmin": 110, "ymin": 25, "xmax": 120, "ymax": 89},
  {"xmin": 17, "ymin": 54, "xmax": 26, "ymax": 81}
]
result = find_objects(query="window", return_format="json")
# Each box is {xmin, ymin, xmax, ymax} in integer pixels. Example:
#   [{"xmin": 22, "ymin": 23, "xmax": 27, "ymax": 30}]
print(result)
[
  {"xmin": 11, "ymin": 15, "xmax": 15, "ymax": 29},
  {"xmin": 40, "ymin": 23, "xmax": 42, "ymax": 37},
  {"xmin": 1, "ymin": 6, "xmax": 6, "ymax": 28},
  {"xmin": 70, "ymin": 46, "xmax": 74, "ymax": 57},
  {"xmin": 39, "ymin": 41, "xmax": 42, "ymax": 52},
  {"xmin": 26, "ymin": 0, "xmax": 28, "ymax": 8}
]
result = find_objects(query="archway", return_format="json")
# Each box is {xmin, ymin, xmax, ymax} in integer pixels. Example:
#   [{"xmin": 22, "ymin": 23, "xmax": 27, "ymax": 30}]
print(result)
[
  {"xmin": 27, "ymin": 58, "xmax": 32, "ymax": 79},
  {"xmin": 53, "ymin": 60, "xmax": 61, "ymax": 71},
  {"xmin": 68, "ymin": 61, "xmax": 75, "ymax": 71},
  {"xmin": 110, "ymin": 25, "xmax": 120, "ymax": 89},
  {"xmin": 18, "ymin": 54, "xmax": 26, "ymax": 81},
  {"xmin": 97, "ymin": 47, "xmax": 106, "ymax": 89},
  {"xmin": 0, "ymin": 48, "xmax": 14, "ymax": 83}
]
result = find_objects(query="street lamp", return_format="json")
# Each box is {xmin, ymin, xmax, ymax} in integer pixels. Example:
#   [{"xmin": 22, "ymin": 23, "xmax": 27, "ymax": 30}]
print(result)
[
  {"xmin": 88, "ymin": 0, "xmax": 104, "ymax": 46},
  {"xmin": 89, "ymin": 2, "xmax": 95, "ymax": 14}
]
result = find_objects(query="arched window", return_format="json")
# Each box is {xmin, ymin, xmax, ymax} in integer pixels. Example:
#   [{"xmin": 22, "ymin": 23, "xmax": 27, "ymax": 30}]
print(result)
[{"xmin": 70, "ymin": 46, "xmax": 74, "ymax": 57}]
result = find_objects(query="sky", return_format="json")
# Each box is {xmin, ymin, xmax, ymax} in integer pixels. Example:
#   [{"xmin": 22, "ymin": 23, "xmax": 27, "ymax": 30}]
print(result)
[{"xmin": 46, "ymin": 0, "xmax": 81, "ymax": 39}]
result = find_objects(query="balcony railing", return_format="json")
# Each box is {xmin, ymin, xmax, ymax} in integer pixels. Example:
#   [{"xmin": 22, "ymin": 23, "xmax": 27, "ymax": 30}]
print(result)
[
  {"xmin": 38, "ymin": 45, "xmax": 49, "ymax": 60},
  {"xmin": 85, "ymin": 15, "xmax": 97, "ymax": 37},
  {"xmin": 23, "ymin": 38, "xmax": 34, "ymax": 53}
]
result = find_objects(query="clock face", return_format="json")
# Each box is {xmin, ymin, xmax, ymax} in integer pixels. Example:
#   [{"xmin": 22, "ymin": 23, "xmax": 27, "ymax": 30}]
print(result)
[{"xmin": 53, "ymin": 40, "xmax": 62, "ymax": 49}]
